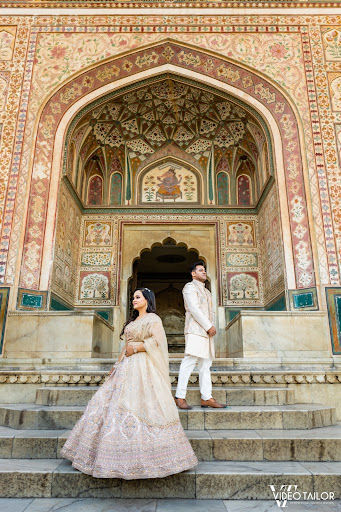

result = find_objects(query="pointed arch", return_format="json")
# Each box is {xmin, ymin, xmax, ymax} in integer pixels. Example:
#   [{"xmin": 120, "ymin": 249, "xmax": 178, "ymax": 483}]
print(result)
[
  {"xmin": 137, "ymin": 156, "xmax": 203, "ymax": 206},
  {"xmin": 87, "ymin": 174, "xmax": 103, "ymax": 206},
  {"xmin": 216, "ymin": 172, "xmax": 229, "ymax": 205},
  {"xmin": 109, "ymin": 172, "xmax": 123, "ymax": 206},
  {"xmin": 235, "ymin": 155, "xmax": 256, "ymax": 206},
  {"xmin": 18, "ymin": 41, "xmax": 315, "ymax": 293},
  {"xmin": 237, "ymin": 174, "xmax": 251, "ymax": 206},
  {"xmin": 216, "ymin": 157, "xmax": 230, "ymax": 205}
]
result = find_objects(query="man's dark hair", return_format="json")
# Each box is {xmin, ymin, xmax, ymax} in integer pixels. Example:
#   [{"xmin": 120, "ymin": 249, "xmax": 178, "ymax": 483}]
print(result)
[{"xmin": 190, "ymin": 260, "xmax": 206, "ymax": 273}]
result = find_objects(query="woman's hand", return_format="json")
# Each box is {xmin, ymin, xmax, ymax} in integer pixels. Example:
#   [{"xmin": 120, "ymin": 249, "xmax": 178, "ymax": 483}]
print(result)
[
  {"xmin": 125, "ymin": 345, "xmax": 135, "ymax": 357},
  {"xmin": 108, "ymin": 363, "xmax": 117, "ymax": 375}
]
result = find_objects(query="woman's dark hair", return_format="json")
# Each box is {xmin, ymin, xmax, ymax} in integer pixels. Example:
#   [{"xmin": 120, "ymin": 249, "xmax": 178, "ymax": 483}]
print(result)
[
  {"xmin": 190, "ymin": 260, "xmax": 206, "ymax": 273},
  {"xmin": 120, "ymin": 287, "xmax": 156, "ymax": 338}
]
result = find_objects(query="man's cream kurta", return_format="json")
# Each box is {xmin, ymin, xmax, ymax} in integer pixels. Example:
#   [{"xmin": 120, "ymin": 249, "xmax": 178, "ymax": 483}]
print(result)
[{"xmin": 182, "ymin": 280, "xmax": 215, "ymax": 360}]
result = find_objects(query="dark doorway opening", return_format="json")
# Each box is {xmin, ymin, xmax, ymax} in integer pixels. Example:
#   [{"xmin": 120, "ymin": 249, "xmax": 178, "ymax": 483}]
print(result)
[{"xmin": 127, "ymin": 237, "xmax": 208, "ymax": 353}]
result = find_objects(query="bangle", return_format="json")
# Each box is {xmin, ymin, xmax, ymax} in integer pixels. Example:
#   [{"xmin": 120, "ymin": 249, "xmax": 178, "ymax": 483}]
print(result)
[{"xmin": 133, "ymin": 346, "xmax": 138, "ymax": 354}]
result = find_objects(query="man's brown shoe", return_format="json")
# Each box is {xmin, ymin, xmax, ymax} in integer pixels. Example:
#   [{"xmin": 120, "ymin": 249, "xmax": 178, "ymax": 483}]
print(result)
[
  {"xmin": 201, "ymin": 397, "xmax": 227, "ymax": 408},
  {"xmin": 174, "ymin": 397, "xmax": 192, "ymax": 410}
]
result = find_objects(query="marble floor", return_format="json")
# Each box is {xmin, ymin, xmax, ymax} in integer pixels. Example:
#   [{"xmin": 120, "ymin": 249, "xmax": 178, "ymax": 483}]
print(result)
[{"xmin": 0, "ymin": 499, "xmax": 340, "ymax": 512}]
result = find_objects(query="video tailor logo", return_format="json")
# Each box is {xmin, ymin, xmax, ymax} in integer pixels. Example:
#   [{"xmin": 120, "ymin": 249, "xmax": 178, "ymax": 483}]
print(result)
[{"xmin": 269, "ymin": 485, "xmax": 335, "ymax": 508}]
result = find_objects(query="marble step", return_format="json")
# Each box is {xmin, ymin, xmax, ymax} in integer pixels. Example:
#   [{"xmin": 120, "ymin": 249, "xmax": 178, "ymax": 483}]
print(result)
[
  {"xmin": 0, "ymin": 459, "xmax": 340, "ymax": 499},
  {"xmin": 0, "ymin": 424, "xmax": 340, "ymax": 462},
  {"xmin": 35, "ymin": 386, "xmax": 295, "ymax": 407},
  {"xmin": 3, "ymin": 499, "xmax": 341, "ymax": 512},
  {"xmin": 0, "ymin": 403, "xmax": 336, "ymax": 430}
]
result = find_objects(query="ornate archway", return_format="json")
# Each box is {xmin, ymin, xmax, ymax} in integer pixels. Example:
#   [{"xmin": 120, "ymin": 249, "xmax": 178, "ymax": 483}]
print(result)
[{"xmin": 17, "ymin": 41, "xmax": 314, "ymax": 298}]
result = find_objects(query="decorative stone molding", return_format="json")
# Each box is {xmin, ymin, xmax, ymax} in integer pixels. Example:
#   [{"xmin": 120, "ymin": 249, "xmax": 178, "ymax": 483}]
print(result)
[
  {"xmin": 2, "ymin": 1, "xmax": 340, "ymax": 7},
  {"xmin": 0, "ymin": 371, "xmax": 340, "ymax": 386}
]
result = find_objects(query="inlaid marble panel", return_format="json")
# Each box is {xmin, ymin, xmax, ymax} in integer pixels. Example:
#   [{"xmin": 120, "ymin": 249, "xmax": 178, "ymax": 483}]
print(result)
[
  {"xmin": 79, "ymin": 271, "xmax": 110, "ymax": 300},
  {"xmin": 227, "ymin": 271, "xmax": 260, "ymax": 300},
  {"xmin": 226, "ymin": 222, "xmax": 255, "ymax": 247},
  {"xmin": 83, "ymin": 222, "xmax": 112, "ymax": 247}
]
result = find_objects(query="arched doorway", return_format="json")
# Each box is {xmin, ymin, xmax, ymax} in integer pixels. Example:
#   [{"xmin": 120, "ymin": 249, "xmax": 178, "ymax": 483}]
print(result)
[{"xmin": 127, "ymin": 237, "xmax": 209, "ymax": 353}]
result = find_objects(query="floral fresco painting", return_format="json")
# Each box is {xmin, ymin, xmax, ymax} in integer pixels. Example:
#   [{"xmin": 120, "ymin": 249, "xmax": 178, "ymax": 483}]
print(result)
[{"xmin": 140, "ymin": 162, "xmax": 199, "ymax": 204}]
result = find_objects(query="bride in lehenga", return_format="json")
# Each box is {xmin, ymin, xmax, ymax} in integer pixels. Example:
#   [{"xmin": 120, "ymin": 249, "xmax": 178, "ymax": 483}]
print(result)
[{"xmin": 60, "ymin": 287, "xmax": 198, "ymax": 479}]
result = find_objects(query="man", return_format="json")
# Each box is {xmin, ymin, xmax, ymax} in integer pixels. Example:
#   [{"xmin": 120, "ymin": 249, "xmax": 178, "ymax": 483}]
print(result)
[{"xmin": 174, "ymin": 261, "xmax": 227, "ymax": 409}]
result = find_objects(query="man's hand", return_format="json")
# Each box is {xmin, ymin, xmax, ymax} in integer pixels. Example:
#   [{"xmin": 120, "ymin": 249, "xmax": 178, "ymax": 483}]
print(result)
[{"xmin": 207, "ymin": 326, "xmax": 216, "ymax": 337}]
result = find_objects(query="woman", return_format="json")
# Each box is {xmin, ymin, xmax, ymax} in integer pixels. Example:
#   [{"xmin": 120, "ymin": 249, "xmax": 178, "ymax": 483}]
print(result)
[{"xmin": 60, "ymin": 287, "xmax": 198, "ymax": 479}]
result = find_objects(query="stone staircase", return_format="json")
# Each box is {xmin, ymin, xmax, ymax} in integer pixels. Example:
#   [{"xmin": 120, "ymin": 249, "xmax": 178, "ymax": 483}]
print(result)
[{"xmin": 0, "ymin": 380, "xmax": 340, "ymax": 500}]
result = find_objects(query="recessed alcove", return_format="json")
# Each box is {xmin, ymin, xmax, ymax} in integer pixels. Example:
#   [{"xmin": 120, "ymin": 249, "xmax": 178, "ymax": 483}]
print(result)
[
  {"xmin": 127, "ymin": 237, "xmax": 209, "ymax": 353},
  {"xmin": 50, "ymin": 73, "xmax": 286, "ymax": 351}
]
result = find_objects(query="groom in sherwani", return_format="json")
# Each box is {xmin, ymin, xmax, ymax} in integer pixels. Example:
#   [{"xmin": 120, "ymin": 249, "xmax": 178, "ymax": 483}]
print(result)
[{"xmin": 175, "ymin": 261, "xmax": 227, "ymax": 410}]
